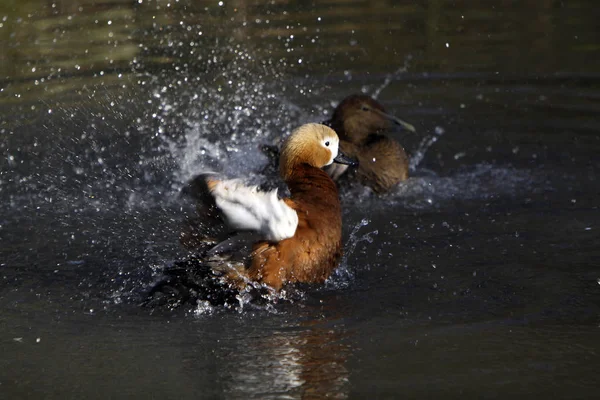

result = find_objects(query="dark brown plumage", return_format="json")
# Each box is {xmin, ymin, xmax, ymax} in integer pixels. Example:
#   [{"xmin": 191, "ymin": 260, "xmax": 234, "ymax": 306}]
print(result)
[{"xmin": 326, "ymin": 94, "xmax": 416, "ymax": 193}]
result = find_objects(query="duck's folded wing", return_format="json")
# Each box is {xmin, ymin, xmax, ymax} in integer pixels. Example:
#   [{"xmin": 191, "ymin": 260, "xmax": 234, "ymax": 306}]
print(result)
[{"xmin": 207, "ymin": 177, "xmax": 298, "ymax": 242}]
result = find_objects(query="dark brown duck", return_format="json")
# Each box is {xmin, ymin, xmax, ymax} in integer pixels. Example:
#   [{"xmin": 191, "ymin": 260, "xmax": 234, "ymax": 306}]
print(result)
[{"xmin": 325, "ymin": 94, "xmax": 416, "ymax": 193}]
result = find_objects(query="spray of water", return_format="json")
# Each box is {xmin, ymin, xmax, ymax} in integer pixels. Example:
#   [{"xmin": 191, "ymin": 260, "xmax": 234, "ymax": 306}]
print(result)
[
  {"xmin": 124, "ymin": 36, "xmax": 547, "ymax": 312},
  {"xmin": 371, "ymin": 55, "xmax": 413, "ymax": 100},
  {"xmin": 365, "ymin": 55, "xmax": 444, "ymax": 173},
  {"xmin": 189, "ymin": 219, "xmax": 380, "ymax": 314},
  {"xmin": 326, "ymin": 218, "xmax": 379, "ymax": 289},
  {"xmin": 410, "ymin": 126, "xmax": 446, "ymax": 171}
]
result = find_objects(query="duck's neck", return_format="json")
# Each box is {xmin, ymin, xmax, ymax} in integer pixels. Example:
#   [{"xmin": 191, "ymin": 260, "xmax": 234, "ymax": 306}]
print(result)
[{"xmin": 285, "ymin": 163, "xmax": 339, "ymax": 202}]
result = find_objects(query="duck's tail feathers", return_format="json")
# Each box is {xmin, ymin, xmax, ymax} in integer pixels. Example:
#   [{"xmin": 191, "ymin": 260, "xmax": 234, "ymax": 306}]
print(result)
[
  {"xmin": 142, "ymin": 258, "xmax": 240, "ymax": 309},
  {"xmin": 141, "ymin": 257, "xmax": 273, "ymax": 310}
]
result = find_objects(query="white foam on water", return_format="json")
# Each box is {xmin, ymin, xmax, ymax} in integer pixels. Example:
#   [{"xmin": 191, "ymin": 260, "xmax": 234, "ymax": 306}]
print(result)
[{"xmin": 341, "ymin": 163, "xmax": 551, "ymax": 213}]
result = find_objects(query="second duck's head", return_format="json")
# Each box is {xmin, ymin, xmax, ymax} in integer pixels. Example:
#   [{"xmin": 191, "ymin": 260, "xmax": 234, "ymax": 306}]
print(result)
[
  {"xmin": 279, "ymin": 123, "xmax": 356, "ymax": 180},
  {"xmin": 329, "ymin": 94, "xmax": 415, "ymax": 143}
]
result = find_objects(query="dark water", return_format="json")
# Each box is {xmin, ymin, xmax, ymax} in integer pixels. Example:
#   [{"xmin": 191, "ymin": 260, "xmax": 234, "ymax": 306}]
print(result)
[{"xmin": 1, "ymin": 0, "xmax": 600, "ymax": 398}]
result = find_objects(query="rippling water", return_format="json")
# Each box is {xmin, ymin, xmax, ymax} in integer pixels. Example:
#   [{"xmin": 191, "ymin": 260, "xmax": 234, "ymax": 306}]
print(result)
[{"xmin": 1, "ymin": 0, "xmax": 600, "ymax": 398}]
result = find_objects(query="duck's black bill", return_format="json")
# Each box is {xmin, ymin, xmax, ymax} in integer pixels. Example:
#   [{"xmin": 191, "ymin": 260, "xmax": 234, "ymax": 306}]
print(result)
[{"xmin": 334, "ymin": 152, "xmax": 358, "ymax": 166}]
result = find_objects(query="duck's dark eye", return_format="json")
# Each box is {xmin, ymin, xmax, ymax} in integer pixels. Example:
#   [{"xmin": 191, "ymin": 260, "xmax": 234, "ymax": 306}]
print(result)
[{"xmin": 325, "ymin": 141, "xmax": 330, "ymax": 147}]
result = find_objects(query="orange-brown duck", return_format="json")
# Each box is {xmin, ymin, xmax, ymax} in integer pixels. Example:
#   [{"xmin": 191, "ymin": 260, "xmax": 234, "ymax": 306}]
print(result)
[{"xmin": 165, "ymin": 123, "xmax": 356, "ymax": 302}]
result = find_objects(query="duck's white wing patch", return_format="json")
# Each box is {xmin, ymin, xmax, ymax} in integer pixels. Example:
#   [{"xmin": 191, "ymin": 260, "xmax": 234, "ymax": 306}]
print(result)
[{"xmin": 209, "ymin": 179, "xmax": 298, "ymax": 242}]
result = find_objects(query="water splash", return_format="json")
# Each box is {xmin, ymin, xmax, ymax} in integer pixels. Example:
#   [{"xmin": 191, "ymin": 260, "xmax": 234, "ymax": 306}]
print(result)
[
  {"xmin": 370, "ymin": 55, "xmax": 413, "ymax": 100},
  {"xmin": 328, "ymin": 218, "xmax": 379, "ymax": 288},
  {"xmin": 365, "ymin": 56, "xmax": 443, "ymax": 175},
  {"xmin": 188, "ymin": 282, "xmax": 302, "ymax": 316},
  {"xmin": 193, "ymin": 300, "xmax": 216, "ymax": 316},
  {"xmin": 410, "ymin": 125, "xmax": 445, "ymax": 171},
  {"xmin": 394, "ymin": 163, "xmax": 549, "ymax": 210},
  {"xmin": 159, "ymin": 83, "xmax": 307, "ymax": 188},
  {"xmin": 129, "ymin": 27, "xmax": 315, "ymax": 190},
  {"xmin": 344, "ymin": 218, "xmax": 379, "ymax": 263}
]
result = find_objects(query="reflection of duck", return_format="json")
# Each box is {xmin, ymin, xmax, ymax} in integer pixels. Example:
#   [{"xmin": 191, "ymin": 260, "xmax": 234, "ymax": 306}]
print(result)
[
  {"xmin": 325, "ymin": 94, "xmax": 416, "ymax": 193},
  {"xmin": 147, "ymin": 123, "xmax": 355, "ymax": 307},
  {"xmin": 221, "ymin": 318, "xmax": 350, "ymax": 398}
]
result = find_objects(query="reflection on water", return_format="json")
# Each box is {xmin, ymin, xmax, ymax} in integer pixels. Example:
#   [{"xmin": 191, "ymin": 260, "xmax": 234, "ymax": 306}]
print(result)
[
  {"xmin": 221, "ymin": 318, "xmax": 350, "ymax": 399},
  {"xmin": 2, "ymin": 0, "xmax": 600, "ymax": 398}
]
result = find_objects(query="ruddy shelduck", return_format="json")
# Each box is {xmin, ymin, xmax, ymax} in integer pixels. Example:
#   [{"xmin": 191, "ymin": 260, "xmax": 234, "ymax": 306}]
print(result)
[
  {"xmin": 325, "ymin": 94, "xmax": 416, "ymax": 193},
  {"xmin": 162, "ymin": 123, "xmax": 356, "ymax": 301}
]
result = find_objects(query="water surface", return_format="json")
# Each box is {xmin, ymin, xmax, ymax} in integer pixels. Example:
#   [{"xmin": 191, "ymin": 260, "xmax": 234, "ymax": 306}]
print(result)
[{"xmin": 1, "ymin": 0, "xmax": 600, "ymax": 398}]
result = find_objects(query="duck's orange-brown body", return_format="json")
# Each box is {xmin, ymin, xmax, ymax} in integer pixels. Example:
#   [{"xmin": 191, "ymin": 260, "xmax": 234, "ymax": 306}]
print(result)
[
  {"xmin": 147, "ymin": 125, "xmax": 353, "ymax": 308},
  {"xmin": 326, "ymin": 94, "xmax": 415, "ymax": 193},
  {"xmin": 188, "ymin": 123, "xmax": 353, "ymax": 292},
  {"xmin": 246, "ymin": 164, "xmax": 343, "ymax": 290}
]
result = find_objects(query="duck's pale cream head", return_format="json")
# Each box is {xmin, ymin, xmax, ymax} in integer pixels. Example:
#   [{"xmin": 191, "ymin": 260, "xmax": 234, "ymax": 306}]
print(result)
[{"xmin": 279, "ymin": 123, "xmax": 341, "ymax": 180}]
